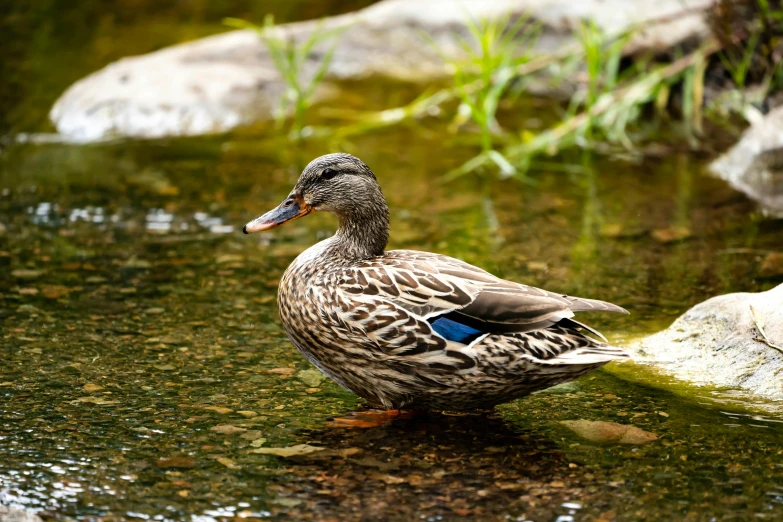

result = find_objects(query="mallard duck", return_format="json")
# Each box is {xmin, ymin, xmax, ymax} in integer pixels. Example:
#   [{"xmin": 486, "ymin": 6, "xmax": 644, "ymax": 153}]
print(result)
[{"xmin": 244, "ymin": 153, "xmax": 629, "ymax": 411}]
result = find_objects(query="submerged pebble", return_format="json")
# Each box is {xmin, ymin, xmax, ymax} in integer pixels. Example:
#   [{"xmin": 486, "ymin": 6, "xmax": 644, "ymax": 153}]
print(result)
[{"xmin": 558, "ymin": 420, "xmax": 658, "ymax": 444}]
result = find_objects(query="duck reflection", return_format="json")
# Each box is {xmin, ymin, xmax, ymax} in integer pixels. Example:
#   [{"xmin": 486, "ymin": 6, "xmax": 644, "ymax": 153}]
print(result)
[{"xmin": 266, "ymin": 409, "xmax": 585, "ymax": 521}]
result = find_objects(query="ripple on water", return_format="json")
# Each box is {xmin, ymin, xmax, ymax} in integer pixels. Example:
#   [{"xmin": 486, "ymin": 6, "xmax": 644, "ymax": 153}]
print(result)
[{"xmin": 23, "ymin": 203, "xmax": 236, "ymax": 235}]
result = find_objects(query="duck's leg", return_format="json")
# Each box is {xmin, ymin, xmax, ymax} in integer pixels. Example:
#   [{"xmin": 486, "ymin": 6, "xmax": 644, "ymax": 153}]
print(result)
[{"xmin": 327, "ymin": 409, "xmax": 416, "ymax": 428}]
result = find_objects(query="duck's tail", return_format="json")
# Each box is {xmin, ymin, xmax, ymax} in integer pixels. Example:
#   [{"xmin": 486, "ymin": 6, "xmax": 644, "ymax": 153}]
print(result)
[
  {"xmin": 543, "ymin": 343, "xmax": 629, "ymax": 366},
  {"xmin": 538, "ymin": 319, "xmax": 629, "ymax": 366},
  {"xmin": 506, "ymin": 319, "xmax": 629, "ymax": 369}
]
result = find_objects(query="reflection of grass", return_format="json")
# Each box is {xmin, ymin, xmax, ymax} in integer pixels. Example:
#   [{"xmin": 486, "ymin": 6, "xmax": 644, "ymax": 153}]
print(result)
[
  {"xmin": 225, "ymin": 15, "xmax": 345, "ymax": 140},
  {"xmin": 569, "ymin": 153, "xmax": 601, "ymax": 287}
]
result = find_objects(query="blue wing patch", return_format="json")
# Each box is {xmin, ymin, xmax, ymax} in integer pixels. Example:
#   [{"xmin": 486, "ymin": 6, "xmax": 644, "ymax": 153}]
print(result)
[{"xmin": 430, "ymin": 316, "xmax": 485, "ymax": 344}]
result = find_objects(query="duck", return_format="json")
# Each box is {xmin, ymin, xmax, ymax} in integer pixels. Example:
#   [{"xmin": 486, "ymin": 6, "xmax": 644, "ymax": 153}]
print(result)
[{"xmin": 243, "ymin": 153, "xmax": 629, "ymax": 412}]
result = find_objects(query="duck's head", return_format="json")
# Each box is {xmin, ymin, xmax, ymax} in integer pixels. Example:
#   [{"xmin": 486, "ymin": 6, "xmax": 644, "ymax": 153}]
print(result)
[{"xmin": 243, "ymin": 153, "xmax": 389, "ymax": 244}]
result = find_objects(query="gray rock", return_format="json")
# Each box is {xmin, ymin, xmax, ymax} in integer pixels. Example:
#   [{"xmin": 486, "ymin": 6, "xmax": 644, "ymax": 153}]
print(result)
[
  {"xmin": 630, "ymin": 284, "xmax": 783, "ymax": 401},
  {"xmin": 711, "ymin": 106, "xmax": 783, "ymax": 214},
  {"xmin": 50, "ymin": 0, "xmax": 712, "ymax": 142},
  {"xmin": 0, "ymin": 506, "xmax": 43, "ymax": 522}
]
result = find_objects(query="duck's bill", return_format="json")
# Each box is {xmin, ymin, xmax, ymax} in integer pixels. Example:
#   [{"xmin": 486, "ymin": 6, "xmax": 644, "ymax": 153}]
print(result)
[{"xmin": 243, "ymin": 197, "xmax": 313, "ymax": 234}]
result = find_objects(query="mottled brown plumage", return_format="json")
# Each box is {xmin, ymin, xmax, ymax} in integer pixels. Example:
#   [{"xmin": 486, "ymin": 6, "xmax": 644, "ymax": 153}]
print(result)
[{"xmin": 243, "ymin": 153, "xmax": 629, "ymax": 411}]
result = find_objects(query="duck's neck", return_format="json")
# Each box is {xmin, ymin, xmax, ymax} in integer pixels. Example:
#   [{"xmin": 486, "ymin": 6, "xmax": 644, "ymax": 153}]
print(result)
[{"xmin": 331, "ymin": 198, "xmax": 390, "ymax": 260}]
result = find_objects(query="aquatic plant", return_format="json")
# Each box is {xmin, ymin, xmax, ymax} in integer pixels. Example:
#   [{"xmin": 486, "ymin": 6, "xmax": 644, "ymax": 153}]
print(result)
[
  {"xmin": 706, "ymin": 0, "xmax": 783, "ymax": 121},
  {"xmin": 569, "ymin": 21, "xmax": 635, "ymax": 144},
  {"xmin": 224, "ymin": 15, "xmax": 345, "ymax": 140},
  {"xmin": 321, "ymin": 4, "xmax": 778, "ymax": 180},
  {"xmin": 327, "ymin": 12, "xmax": 719, "ymax": 180},
  {"xmin": 717, "ymin": 31, "xmax": 760, "ymax": 90},
  {"xmin": 324, "ymin": 17, "xmax": 561, "ymax": 161},
  {"xmin": 323, "ymin": 51, "xmax": 562, "ymax": 144},
  {"xmin": 446, "ymin": 24, "xmax": 716, "ymax": 179},
  {"xmin": 576, "ymin": 21, "xmax": 630, "ymax": 119},
  {"xmin": 427, "ymin": 14, "xmax": 540, "ymax": 159}
]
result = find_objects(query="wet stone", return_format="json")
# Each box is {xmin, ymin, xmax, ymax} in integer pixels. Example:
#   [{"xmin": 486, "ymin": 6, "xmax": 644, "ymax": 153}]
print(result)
[
  {"xmin": 268, "ymin": 368, "xmax": 296, "ymax": 376},
  {"xmin": 297, "ymin": 369, "xmax": 325, "ymax": 387},
  {"xmin": 247, "ymin": 444, "xmax": 325, "ymax": 457},
  {"xmin": 600, "ymin": 223, "xmax": 648, "ymax": 238},
  {"xmin": 11, "ymin": 269, "xmax": 45, "ymax": 279},
  {"xmin": 41, "ymin": 285, "xmax": 71, "ymax": 299},
  {"xmin": 210, "ymin": 424, "xmax": 247, "ymax": 435},
  {"xmin": 240, "ymin": 430, "xmax": 264, "ymax": 440},
  {"xmin": 559, "ymin": 420, "xmax": 658, "ymax": 444},
  {"xmin": 652, "ymin": 226, "xmax": 692, "ymax": 244},
  {"xmin": 156, "ymin": 457, "xmax": 197, "ymax": 469},
  {"xmin": 203, "ymin": 406, "xmax": 233, "ymax": 414}
]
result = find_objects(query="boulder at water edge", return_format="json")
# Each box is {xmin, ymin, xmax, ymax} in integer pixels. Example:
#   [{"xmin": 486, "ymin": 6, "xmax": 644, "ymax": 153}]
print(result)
[
  {"xmin": 50, "ymin": 0, "xmax": 712, "ymax": 142},
  {"xmin": 630, "ymin": 284, "xmax": 783, "ymax": 401},
  {"xmin": 711, "ymin": 106, "xmax": 783, "ymax": 215}
]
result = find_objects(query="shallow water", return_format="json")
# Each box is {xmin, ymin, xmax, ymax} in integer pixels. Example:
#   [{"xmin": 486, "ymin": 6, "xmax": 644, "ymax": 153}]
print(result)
[
  {"xmin": 2, "ymin": 128, "xmax": 783, "ymax": 521},
  {"xmin": 3, "ymin": 1, "xmax": 783, "ymax": 521}
]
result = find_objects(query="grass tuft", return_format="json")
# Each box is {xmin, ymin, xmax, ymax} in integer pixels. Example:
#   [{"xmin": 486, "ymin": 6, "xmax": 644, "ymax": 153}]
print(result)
[
  {"xmin": 224, "ymin": 15, "xmax": 346, "ymax": 141},
  {"xmin": 226, "ymin": 3, "xmax": 783, "ymax": 182}
]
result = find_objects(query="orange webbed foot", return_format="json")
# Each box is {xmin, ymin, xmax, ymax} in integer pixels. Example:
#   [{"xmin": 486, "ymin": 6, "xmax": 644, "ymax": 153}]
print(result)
[{"xmin": 327, "ymin": 409, "xmax": 416, "ymax": 429}]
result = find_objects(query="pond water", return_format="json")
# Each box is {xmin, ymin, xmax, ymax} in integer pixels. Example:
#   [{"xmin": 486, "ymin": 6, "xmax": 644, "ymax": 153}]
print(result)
[{"xmin": 3, "ymin": 1, "xmax": 783, "ymax": 521}]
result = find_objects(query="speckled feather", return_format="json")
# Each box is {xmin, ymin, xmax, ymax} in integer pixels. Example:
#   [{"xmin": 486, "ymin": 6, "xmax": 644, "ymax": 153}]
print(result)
[
  {"xmin": 279, "ymin": 242, "xmax": 628, "ymax": 410},
  {"xmin": 250, "ymin": 153, "xmax": 629, "ymax": 411}
]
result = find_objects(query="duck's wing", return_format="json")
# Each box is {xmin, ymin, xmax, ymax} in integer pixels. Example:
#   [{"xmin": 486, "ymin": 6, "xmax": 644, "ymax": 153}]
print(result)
[{"xmin": 338, "ymin": 250, "xmax": 627, "ymax": 338}]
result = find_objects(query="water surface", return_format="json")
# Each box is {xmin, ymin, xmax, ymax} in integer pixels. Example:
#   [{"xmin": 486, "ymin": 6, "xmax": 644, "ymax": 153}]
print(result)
[{"xmin": 2, "ymin": 1, "xmax": 783, "ymax": 521}]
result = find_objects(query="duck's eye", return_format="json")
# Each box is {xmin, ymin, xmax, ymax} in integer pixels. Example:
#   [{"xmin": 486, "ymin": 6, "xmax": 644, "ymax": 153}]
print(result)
[{"xmin": 321, "ymin": 168, "xmax": 338, "ymax": 180}]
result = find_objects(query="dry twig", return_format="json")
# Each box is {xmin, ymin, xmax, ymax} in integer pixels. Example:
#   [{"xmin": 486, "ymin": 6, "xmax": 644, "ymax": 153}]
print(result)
[{"xmin": 750, "ymin": 304, "xmax": 783, "ymax": 354}]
